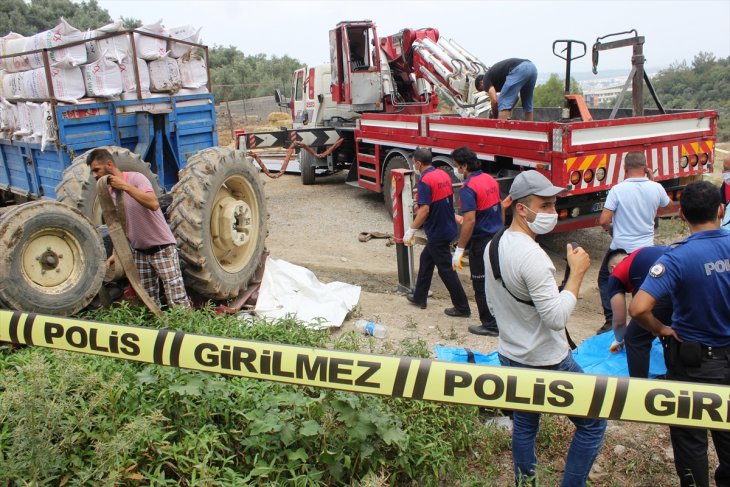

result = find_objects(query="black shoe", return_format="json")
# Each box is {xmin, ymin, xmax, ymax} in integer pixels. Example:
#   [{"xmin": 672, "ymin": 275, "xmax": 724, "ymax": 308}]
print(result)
[
  {"xmin": 596, "ymin": 322, "xmax": 612, "ymax": 334},
  {"xmin": 444, "ymin": 307, "xmax": 471, "ymax": 318},
  {"xmin": 406, "ymin": 294, "xmax": 426, "ymax": 309},
  {"xmin": 468, "ymin": 323, "xmax": 499, "ymax": 336}
]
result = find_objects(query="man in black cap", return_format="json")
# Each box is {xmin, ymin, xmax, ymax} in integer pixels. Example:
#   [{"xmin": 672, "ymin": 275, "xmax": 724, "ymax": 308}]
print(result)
[
  {"xmin": 485, "ymin": 170, "xmax": 606, "ymax": 486},
  {"xmin": 403, "ymin": 147, "xmax": 471, "ymax": 317}
]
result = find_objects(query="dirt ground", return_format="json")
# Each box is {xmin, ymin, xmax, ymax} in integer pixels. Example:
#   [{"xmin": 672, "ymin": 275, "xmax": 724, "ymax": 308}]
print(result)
[{"xmin": 256, "ymin": 143, "xmax": 729, "ymax": 486}]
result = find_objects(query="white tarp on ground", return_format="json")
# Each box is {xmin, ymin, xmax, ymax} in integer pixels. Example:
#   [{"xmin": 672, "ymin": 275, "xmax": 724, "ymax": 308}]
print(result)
[{"xmin": 255, "ymin": 257, "xmax": 361, "ymax": 329}]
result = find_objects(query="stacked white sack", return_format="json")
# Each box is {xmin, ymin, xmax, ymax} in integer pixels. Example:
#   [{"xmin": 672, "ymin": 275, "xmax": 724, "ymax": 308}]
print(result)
[
  {"xmin": 24, "ymin": 19, "xmax": 87, "ymax": 71},
  {"xmin": 1, "ymin": 33, "xmax": 29, "ymax": 72},
  {"xmin": 86, "ymin": 20, "xmax": 131, "ymax": 63},
  {"xmin": 118, "ymin": 57, "xmax": 150, "ymax": 94},
  {"xmin": 14, "ymin": 102, "xmax": 32, "ymax": 139},
  {"xmin": 2, "ymin": 71, "xmax": 27, "ymax": 100},
  {"xmin": 178, "ymin": 55, "xmax": 207, "ymax": 89},
  {"xmin": 134, "ymin": 20, "xmax": 168, "ymax": 61},
  {"xmin": 83, "ymin": 56, "xmax": 124, "ymax": 97},
  {"xmin": 148, "ymin": 56, "xmax": 181, "ymax": 93},
  {"xmin": 23, "ymin": 67, "xmax": 85, "ymax": 102},
  {"xmin": 167, "ymin": 25, "xmax": 201, "ymax": 58}
]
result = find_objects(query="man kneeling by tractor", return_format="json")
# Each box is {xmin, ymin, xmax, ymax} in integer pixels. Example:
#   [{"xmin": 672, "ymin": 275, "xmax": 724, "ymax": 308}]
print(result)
[{"xmin": 87, "ymin": 148, "xmax": 191, "ymax": 309}]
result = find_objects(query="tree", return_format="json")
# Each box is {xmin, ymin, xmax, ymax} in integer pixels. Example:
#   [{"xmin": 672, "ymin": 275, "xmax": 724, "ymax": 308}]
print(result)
[
  {"xmin": 0, "ymin": 0, "xmax": 140, "ymax": 36},
  {"xmin": 532, "ymin": 73, "xmax": 582, "ymax": 107}
]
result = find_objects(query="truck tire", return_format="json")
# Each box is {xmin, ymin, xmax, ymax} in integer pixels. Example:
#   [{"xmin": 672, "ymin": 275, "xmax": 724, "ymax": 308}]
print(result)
[
  {"xmin": 300, "ymin": 150, "xmax": 317, "ymax": 185},
  {"xmin": 167, "ymin": 147, "xmax": 268, "ymax": 300},
  {"xmin": 56, "ymin": 146, "xmax": 163, "ymax": 225},
  {"xmin": 383, "ymin": 155, "xmax": 410, "ymax": 217},
  {"xmin": 0, "ymin": 201, "xmax": 105, "ymax": 315}
]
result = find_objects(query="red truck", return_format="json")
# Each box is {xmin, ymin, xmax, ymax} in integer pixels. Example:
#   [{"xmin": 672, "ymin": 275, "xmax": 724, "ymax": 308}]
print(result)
[{"xmin": 238, "ymin": 21, "xmax": 717, "ymax": 232}]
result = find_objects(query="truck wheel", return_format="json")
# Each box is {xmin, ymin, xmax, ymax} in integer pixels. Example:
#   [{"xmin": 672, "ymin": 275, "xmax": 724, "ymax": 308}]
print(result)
[
  {"xmin": 56, "ymin": 146, "xmax": 163, "ymax": 225},
  {"xmin": 0, "ymin": 201, "xmax": 105, "ymax": 315},
  {"xmin": 167, "ymin": 147, "xmax": 268, "ymax": 300},
  {"xmin": 300, "ymin": 150, "xmax": 317, "ymax": 185},
  {"xmin": 383, "ymin": 155, "xmax": 410, "ymax": 217}
]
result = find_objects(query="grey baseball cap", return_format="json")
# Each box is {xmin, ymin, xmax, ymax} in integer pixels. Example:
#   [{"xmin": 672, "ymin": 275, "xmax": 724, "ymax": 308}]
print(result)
[{"xmin": 509, "ymin": 170, "xmax": 565, "ymax": 201}]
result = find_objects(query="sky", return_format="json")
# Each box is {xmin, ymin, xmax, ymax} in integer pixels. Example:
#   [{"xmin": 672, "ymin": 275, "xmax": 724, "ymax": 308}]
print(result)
[{"xmin": 98, "ymin": 0, "xmax": 730, "ymax": 77}]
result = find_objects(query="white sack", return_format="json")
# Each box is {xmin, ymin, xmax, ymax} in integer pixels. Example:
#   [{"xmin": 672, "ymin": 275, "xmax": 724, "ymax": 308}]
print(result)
[
  {"xmin": 177, "ymin": 55, "xmax": 207, "ymax": 89},
  {"xmin": 40, "ymin": 102, "xmax": 56, "ymax": 151},
  {"xmin": 83, "ymin": 56, "xmax": 123, "ymax": 97},
  {"xmin": 148, "ymin": 56, "xmax": 181, "ymax": 93},
  {"xmin": 86, "ymin": 20, "xmax": 131, "ymax": 63},
  {"xmin": 1, "ymin": 33, "xmax": 29, "ymax": 72},
  {"xmin": 0, "ymin": 98, "xmax": 16, "ymax": 136},
  {"xmin": 121, "ymin": 90, "xmax": 153, "ymax": 101},
  {"xmin": 167, "ymin": 25, "xmax": 201, "ymax": 58},
  {"xmin": 118, "ymin": 57, "xmax": 150, "ymax": 93},
  {"xmin": 177, "ymin": 87, "xmax": 209, "ymax": 95},
  {"xmin": 25, "ymin": 18, "xmax": 87, "ymax": 70},
  {"xmin": 254, "ymin": 257, "xmax": 361, "ymax": 329},
  {"xmin": 134, "ymin": 20, "xmax": 168, "ymax": 61},
  {"xmin": 24, "ymin": 67, "xmax": 85, "ymax": 102},
  {"xmin": 2, "ymin": 72, "xmax": 25, "ymax": 100},
  {"xmin": 14, "ymin": 102, "xmax": 32, "ymax": 138},
  {"xmin": 27, "ymin": 101, "xmax": 44, "ymax": 143}
]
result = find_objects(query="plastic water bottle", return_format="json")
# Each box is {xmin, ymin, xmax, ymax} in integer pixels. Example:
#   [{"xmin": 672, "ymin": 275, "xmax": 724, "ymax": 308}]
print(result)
[{"xmin": 353, "ymin": 319, "xmax": 386, "ymax": 338}]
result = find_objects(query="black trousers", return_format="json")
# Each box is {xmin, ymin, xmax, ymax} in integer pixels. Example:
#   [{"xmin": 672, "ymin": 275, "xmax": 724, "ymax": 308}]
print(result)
[
  {"xmin": 625, "ymin": 297, "xmax": 673, "ymax": 378},
  {"xmin": 597, "ymin": 249, "xmax": 613, "ymax": 326},
  {"xmin": 665, "ymin": 342, "xmax": 730, "ymax": 487},
  {"xmin": 412, "ymin": 241, "xmax": 470, "ymax": 313},
  {"xmin": 469, "ymin": 235, "xmax": 496, "ymax": 325}
]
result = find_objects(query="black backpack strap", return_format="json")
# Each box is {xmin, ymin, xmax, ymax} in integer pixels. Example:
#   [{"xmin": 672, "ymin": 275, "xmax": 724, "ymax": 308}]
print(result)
[{"xmin": 489, "ymin": 227, "xmax": 535, "ymax": 307}]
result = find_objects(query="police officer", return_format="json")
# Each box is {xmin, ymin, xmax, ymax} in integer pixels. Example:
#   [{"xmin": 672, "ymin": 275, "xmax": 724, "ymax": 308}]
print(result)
[
  {"xmin": 630, "ymin": 181, "xmax": 730, "ymax": 487},
  {"xmin": 404, "ymin": 147, "xmax": 471, "ymax": 317},
  {"xmin": 450, "ymin": 146, "xmax": 503, "ymax": 336}
]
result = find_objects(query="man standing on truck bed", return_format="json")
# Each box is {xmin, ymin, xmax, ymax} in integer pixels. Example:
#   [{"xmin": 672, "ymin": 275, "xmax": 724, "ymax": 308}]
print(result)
[
  {"xmin": 87, "ymin": 148, "xmax": 190, "ymax": 309},
  {"xmin": 484, "ymin": 58, "xmax": 538, "ymax": 121},
  {"xmin": 403, "ymin": 147, "xmax": 471, "ymax": 318},
  {"xmin": 450, "ymin": 146, "xmax": 502, "ymax": 336},
  {"xmin": 597, "ymin": 151, "xmax": 671, "ymax": 333}
]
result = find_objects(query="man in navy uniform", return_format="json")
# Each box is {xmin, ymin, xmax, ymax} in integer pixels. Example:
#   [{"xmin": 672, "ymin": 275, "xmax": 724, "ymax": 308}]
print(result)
[
  {"xmin": 403, "ymin": 147, "xmax": 471, "ymax": 317},
  {"xmin": 630, "ymin": 181, "xmax": 730, "ymax": 487}
]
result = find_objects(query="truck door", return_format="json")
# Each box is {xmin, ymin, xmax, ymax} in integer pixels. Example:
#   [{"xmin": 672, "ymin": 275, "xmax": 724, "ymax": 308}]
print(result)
[
  {"xmin": 291, "ymin": 68, "xmax": 310, "ymax": 128},
  {"xmin": 330, "ymin": 22, "xmax": 383, "ymax": 110}
]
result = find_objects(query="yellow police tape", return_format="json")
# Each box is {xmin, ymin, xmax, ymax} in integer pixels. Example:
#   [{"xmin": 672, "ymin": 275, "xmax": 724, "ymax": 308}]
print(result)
[{"xmin": 1, "ymin": 309, "xmax": 729, "ymax": 430}]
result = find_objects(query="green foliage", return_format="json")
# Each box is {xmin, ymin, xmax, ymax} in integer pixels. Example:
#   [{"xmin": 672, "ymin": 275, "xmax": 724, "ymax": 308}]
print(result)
[
  {"xmin": 0, "ymin": 0, "xmax": 141, "ymax": 36},
  {"xmin": 651, "ymin": 53, "xmax": 730, "ymax": 141},
  {"xmin": 0, "ymin": 306, "xmax": 494, "ymax": 485},
  {"xmin": 209, "ymin": 45, "xmax": 302, "ymax": 102},
  {"xmin": 533, "ymin": 73, "xmax": 583, "ymax": 108}
]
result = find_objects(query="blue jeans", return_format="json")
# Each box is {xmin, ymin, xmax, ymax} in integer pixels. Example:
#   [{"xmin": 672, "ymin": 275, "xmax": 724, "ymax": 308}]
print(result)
[
  {"xmin": 498, "ymin": 61, "xmax": 538, "ymax": 113},
  {"xmin": 498, "ymin": 353, "xmax": 607, "ymax": 486}
]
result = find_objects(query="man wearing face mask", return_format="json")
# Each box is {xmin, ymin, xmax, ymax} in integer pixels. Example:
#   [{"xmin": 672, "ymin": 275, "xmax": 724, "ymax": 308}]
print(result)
[
  {"xmin": 403, "ymin": 147, "xmax": 471, "ymax": 317},
  {"xmin": 450, "ymin": 146, "xmax": 503, "ymax": 336},
  {"xmin": 485, "ymin": 170, "xmax": 606, "ymax": 486}
]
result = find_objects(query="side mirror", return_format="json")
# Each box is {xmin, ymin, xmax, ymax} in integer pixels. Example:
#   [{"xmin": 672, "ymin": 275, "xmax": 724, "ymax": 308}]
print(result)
[{"xmin": 273, "ymin": 89, "xmax": 289, "ymax": 109}]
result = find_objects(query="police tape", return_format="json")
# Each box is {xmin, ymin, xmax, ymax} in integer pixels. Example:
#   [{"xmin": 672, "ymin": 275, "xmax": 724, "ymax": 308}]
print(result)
[{"xmin": 1, "ymin": 309, "xmax": 729, "ymax": 431}]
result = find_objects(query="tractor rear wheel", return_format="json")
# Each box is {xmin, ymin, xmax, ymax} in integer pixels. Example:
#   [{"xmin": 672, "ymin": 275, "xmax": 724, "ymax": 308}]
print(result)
[
  {"xmin": 167, "ymin": 147, "xmax": 268, "ymax": 300},
  {"xmin": 383, "ymin": 155, "xmax": 410, "ymax": 217},
  {"xmin": 0, "ymin": 201, "xmax": 105, "ymax": 315},
  {"xmin": 56, "ymin": 146, "xmax": 163, "ymax": 225}
]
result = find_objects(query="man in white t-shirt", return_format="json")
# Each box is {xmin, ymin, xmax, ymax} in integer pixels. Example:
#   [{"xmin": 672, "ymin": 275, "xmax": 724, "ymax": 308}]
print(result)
[
  {"xmin": 485, "ymin": 170, "xmax": 606, "ymax": 486},
  {"xmin": 596, "ymin": 151, "xmax": 671, "ymax": 333}
]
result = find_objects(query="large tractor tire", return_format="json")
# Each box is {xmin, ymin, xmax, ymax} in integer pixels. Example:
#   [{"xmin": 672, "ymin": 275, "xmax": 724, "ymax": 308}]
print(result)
[
  {"xmin": 382, "ymin": 154, "xmax": 410, "ymax": 217},
  {"xmin": 167, "ymin": 147, "xmax": 268, "ymax": 300},
  {"xmin": 56, "ymin": 146, "xmax": 163, "ymax": 225},
  {"xmin": 0, "ymin": 201, "xmax": 106, "ymax": 315},
  {"xmin": 300, "ymin": 150, "xmax": 317, "ymax": 185}
]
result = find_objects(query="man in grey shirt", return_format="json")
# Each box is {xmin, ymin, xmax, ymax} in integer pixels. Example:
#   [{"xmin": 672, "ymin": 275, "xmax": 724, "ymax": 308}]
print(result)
[{"xmin": 485, "ymin": 170, "xmax": 606, "ymax": 486}]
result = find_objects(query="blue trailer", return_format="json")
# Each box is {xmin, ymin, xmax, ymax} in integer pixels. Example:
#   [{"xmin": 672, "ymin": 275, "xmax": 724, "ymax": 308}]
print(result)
[{"xmin": 0, "ymin": 30, "xmax": 267, "ymax": 315}]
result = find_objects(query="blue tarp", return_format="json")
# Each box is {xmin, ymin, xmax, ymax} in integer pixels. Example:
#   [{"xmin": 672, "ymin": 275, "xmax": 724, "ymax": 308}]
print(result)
[{"xmin": 434, "ymin": 331, "xmax": 667, "ymax": 378}]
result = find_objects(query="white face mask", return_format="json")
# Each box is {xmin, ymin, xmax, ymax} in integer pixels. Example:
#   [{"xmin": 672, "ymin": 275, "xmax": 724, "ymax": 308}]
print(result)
[
  {"xmin": 522, "ymin": 205, "xmax": 558, "ymax": 234},
  {"xmin": 454, "ymin": 168, "xmax": 464, "ymax": 181}
]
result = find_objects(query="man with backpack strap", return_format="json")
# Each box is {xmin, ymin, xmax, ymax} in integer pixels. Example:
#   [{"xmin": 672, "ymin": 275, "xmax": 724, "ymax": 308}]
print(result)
[{"xmin": 484, "ymin": 170, "xmax": 606, "ymax": 486}]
